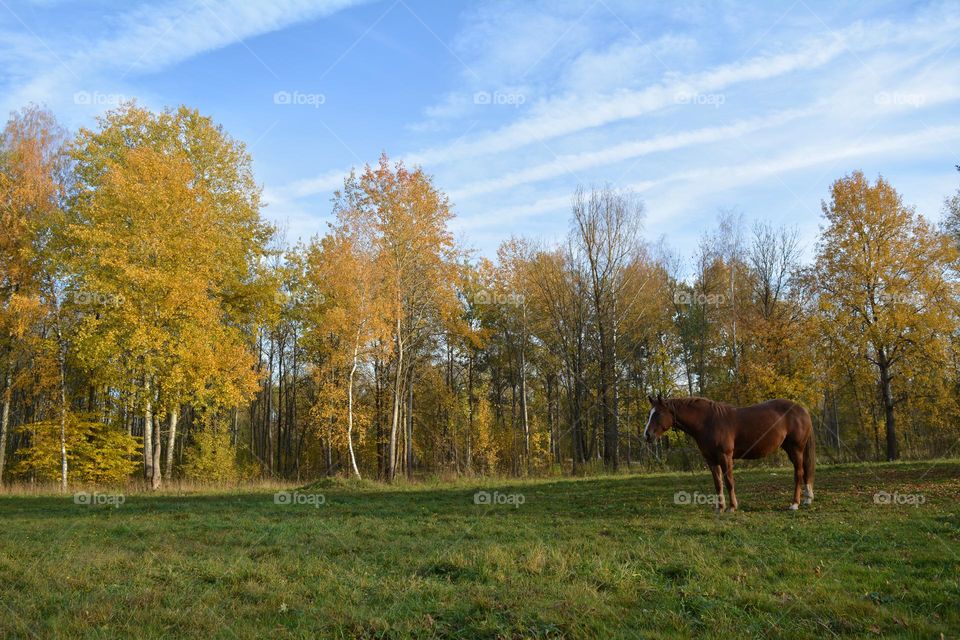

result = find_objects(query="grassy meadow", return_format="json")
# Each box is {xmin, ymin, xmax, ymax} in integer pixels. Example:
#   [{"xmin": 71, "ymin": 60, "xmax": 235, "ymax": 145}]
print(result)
[{"xmin": 1, "ymin": 461, "xmax": 958, "ymax": 639}]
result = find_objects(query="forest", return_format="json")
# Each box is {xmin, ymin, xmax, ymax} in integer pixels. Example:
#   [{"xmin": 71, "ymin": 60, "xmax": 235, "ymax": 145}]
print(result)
[{"xmin": 3, "ymin": 102, "xmax": 960, "ymax": 488}]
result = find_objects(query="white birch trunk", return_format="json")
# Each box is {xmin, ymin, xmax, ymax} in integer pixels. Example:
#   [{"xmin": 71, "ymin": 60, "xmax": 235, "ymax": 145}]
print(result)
[
  {"xmin": 165, "ymin": 404, "xmax": 178, "ymax": 479},
  {"xmin": 0, "ymin": 363, "xmax": 11, "ymax": 482},
  {"xmin": 143, "ymin": 377, "xmax": 153, "ymax": 483},
  {"xmin": 388, "ymin": 318, "xmax": 403, "ymax": 482},
  {"xmin": 347, "ymin": 332, "xmax": 361, "ymax": 479}
]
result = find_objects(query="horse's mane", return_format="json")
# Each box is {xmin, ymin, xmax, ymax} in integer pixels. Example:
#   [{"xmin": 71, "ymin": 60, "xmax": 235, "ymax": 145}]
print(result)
[{"xmin": 667, "ymin": 396, "xmax": 735, "ymax": 419}]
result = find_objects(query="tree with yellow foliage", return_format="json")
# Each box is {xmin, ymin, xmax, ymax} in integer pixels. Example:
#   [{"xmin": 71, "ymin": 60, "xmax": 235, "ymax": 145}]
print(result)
[
  {"xmin": 333, "ymin": 155, "xmax": 458, "ymax": 481},
  {"xmin": 815, "ymin": 171, "xmax": 959, "ymax": 460},
  {"xmin": 0, "ymin": 105, "xmax": 70, "ymax": 486},
  {"xmin": 304, "ymin": 222, "xmax": 387, "ymax": 478},
  {"xmin": 67, "ymin": 103, "xmax": 269, "ymax": 488}
]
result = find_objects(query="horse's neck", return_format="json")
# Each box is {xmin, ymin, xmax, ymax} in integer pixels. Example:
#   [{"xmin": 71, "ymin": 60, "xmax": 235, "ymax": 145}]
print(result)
[{"xmin": 671, "ymin": 402, "xmax": 709, "ymax": 437}]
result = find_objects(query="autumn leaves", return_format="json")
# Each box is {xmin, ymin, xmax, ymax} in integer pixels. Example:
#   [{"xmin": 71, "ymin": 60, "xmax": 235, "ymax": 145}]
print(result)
[{"xmin": 2, "ymin": 99, "xmax": 959, "ymax": 489}]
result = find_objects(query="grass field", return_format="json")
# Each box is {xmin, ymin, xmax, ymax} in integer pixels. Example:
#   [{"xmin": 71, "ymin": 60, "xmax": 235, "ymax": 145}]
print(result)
[{"xmin": 1, "ymin": 461, "xmax": 958, "ymax": 639}]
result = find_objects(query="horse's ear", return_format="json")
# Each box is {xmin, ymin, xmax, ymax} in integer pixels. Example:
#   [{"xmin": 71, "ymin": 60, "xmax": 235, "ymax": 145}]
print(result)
[
  {"xmin": 647, "ymin": 394, "xmax": 654, "ymax": 405},
  {"xmin": 657, "ymin": 393, "xmax": 663, "ymax": 403}
]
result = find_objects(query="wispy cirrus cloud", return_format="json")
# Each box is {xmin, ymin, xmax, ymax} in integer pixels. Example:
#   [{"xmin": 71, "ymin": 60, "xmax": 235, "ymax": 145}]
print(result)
[
  {"xmin": 447, "ymin": 107, "xmax": 813, "ymax": 201},
  {"xmin": 5, "ymin": 0, "xmax": 960, "ymax": 256},
  {"xmin": 1, "ymin": 0, "xmax": 370, "ymax": 114},
  {"xmin": 281, "ymin": 5, "xmax": 960, "ymax": 208},
  {"xmin": 456, "ymin": 123, "xmax": 960, "ymax": 233}
]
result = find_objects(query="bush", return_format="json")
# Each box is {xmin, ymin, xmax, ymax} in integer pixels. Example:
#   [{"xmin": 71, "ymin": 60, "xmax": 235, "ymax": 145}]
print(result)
[{"xmin": 13, "ymin": 413, "xmax": 140, "ymax": 485}]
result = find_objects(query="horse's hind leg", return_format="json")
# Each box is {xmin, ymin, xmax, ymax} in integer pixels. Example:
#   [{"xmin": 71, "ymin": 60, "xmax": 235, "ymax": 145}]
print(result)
[
  {"xmin": 720, "ymin": 453, "xmax": 738, "ymax": 512},
  {"xmin": 785, "ymin": 446, "xmax": 804, "ymax": 511}
]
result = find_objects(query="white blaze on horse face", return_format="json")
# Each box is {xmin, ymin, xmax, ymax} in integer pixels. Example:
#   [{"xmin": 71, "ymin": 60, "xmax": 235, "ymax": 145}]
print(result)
[{"xmin": 643, "ymin": 408, "xmax": 655, "ymax": 440}]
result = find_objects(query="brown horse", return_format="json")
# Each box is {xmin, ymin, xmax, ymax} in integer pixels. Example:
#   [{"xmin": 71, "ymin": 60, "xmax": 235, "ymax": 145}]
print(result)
[{"xmin": 643, "ymin": 395, "xmax": 815, "ymax": 511}]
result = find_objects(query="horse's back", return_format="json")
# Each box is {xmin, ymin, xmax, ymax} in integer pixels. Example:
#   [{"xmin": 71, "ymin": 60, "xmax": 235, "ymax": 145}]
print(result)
[
  {"xmin": 740, "ymin": 399, "xmax": 809, "ymax": 422},
  {"xmin": 730, "ymin": 399, "xmax": 811, "ymax": 458}
]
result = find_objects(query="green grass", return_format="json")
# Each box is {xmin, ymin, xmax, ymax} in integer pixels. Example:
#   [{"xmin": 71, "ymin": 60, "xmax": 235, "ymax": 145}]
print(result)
[{"xmin": 1, "ymin": 462, "xmax": 958, "ymax": 639}]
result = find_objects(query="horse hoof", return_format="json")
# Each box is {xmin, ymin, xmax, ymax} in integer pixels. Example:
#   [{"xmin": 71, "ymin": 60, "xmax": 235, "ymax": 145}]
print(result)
[
  {"xmin": 725, "ymin": 506, "xmax": 737, "ymax": 513},
  {"xmin": 787, "ymin": 504, "xmax": 799, "ymax": 511},
  {"xmin": 802, "ymin": 499, "xmax": 813, "ymax": 506}
]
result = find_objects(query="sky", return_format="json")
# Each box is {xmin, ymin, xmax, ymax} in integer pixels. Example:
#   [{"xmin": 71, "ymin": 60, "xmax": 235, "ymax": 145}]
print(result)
[{"xmin": 2, "ymin": 0, "xmax": 959, "ymax": 265}]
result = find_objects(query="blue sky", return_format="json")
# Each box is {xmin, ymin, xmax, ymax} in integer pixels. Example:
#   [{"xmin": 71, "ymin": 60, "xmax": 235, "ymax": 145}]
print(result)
[{"xmin": 3, "ymin": 0, "xmax": 959, "ymax": 264}]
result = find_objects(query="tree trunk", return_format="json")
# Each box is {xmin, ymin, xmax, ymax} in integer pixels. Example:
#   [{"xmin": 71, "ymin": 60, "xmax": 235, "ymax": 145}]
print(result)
[
  {"xmin": 265, "ymin": 337, "xmax": 274, "ymax": 474},
  {"xmin": 59, "ymin": 371, "xmax": 68, "ymax": 491},
  {"xmin": 406, "ymin": 366, "xmax": 414, "ymax": 480},
  {"xmin": 375, "ymin": 357, "xmax": 384, "ymax": 479},
  {"xmin": 143, "ymin": 377, "xmax": 153, "ymax": 482},
  {"xmin": 151, "ymin": 415, "xmax": 162, "ymax": 490},
  {"xmin": 165, "ymin": 405, "xmax": 178, "ymax": 479},
  {"xmin": 388, "ymin": 321, "xmax": 404, "ymax": 482},
  {"xmin": 878, "ymin": 353, "xmax": 899, "ymax": 461},
  {"xmin": 0, "ymin": 362, "xmax": 12, "ymax": 482},
  {"xmin": 466, "ymin": 352, "xmax": 474, "ymax": 474},
  {"xmin": 55, "ymin": 315, "xmax": 68, "ymax": 492},
  {"xmin": 347, "ymin": 336, "xmax": 361, "ymax": 479},
  {"xmin": 519, "ymin": 322, "xmax": 531, "ymax": 475}
]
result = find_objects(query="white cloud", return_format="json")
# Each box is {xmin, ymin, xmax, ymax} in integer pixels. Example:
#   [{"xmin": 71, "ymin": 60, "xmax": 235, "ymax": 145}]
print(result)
[
  {"xmin": 461, "ymin": 124, "xmax": 960, "ymax": 233},
  {"xmin": 1, "ymin": 0, "xmax": 370, "ymax": 115},
  {"xmin": 287, "ymin": 7, "xmax": 960, "ymax": 202},
  {"xmin": 448, "ymin": 107, "xmax": 813, "ymax": 201},
  {"xmin": 404, "ymin": 35, "xmax": 848, "ymax": 167},
  {"xmin": 282, "ymin": 168, "xmax": 350, "ymax": 199}
]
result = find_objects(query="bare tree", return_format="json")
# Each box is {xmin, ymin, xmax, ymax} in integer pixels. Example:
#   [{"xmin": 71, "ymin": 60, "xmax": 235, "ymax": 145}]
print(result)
[{"xmin": 571, "ymin": 186, "xmax": 644, "ymax": 470}]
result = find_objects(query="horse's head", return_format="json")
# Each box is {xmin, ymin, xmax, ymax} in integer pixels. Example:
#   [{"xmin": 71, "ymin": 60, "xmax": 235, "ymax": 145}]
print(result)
[{"xmin": 643, "ymin": 394, "xmax": 674, "ymax": 443}]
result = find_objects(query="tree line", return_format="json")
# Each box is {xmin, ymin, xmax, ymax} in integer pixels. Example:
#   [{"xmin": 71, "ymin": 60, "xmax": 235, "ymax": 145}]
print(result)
[{"xmin": 2, "ymin": 103, "xmax": 959, "ymax": 488}]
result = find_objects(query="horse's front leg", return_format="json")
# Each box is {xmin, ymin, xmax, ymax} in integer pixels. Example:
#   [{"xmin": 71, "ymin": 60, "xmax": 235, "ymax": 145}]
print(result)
[
  {"xmin": 710, "ymin": 464, "xmax": 725, "ymax": 512},
  {"xmin": 720, "ymin": 454, "xmax": 738, "ymax": 512}
]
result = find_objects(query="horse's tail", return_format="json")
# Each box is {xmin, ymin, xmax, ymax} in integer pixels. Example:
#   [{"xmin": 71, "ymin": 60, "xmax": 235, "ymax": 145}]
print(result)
[{"xmin": 803, "ymin": 423, "xmax": 816, "ymax": 484}]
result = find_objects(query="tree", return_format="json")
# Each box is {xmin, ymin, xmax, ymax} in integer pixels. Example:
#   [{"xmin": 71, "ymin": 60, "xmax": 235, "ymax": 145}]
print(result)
[
  {"xmin": 333, "ymin": 155, "xmax": 457, "ymax": 481},
  {"xmin": 0, "ymin": 105, "xmax": 69, "ymax": 486},
  {"xmin": 571, "ymin": 186, "xmax": 644, "ymax": 469},
  {"xmin": 68, "ymin": 103, "xmax": 268, "ymax": 488},
  {"xmin": 304, "ymin": 225, "xmax": 386, "ymax": 478},
  {"xmin": 815, "ymin": 171, "xmax": 958, "ymax": 460},
  {"xmin": 526, "ymin": 246, "xmax": 590, "ymax": 471},
  {"xmin": 942, "ymin": 164, "xmax": 960, "ymax": 245}
]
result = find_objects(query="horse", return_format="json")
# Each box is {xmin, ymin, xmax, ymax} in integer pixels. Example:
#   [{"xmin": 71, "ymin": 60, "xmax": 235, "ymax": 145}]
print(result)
[{"xmin": 643, "ymin": 394, "xmax": 815, "ymax": 512}]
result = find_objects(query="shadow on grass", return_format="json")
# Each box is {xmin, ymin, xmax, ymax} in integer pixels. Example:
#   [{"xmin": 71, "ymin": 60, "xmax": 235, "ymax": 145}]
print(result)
[{"xmin": 2, "ymin": 460, "xmax": 957, "ymax": 524}]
